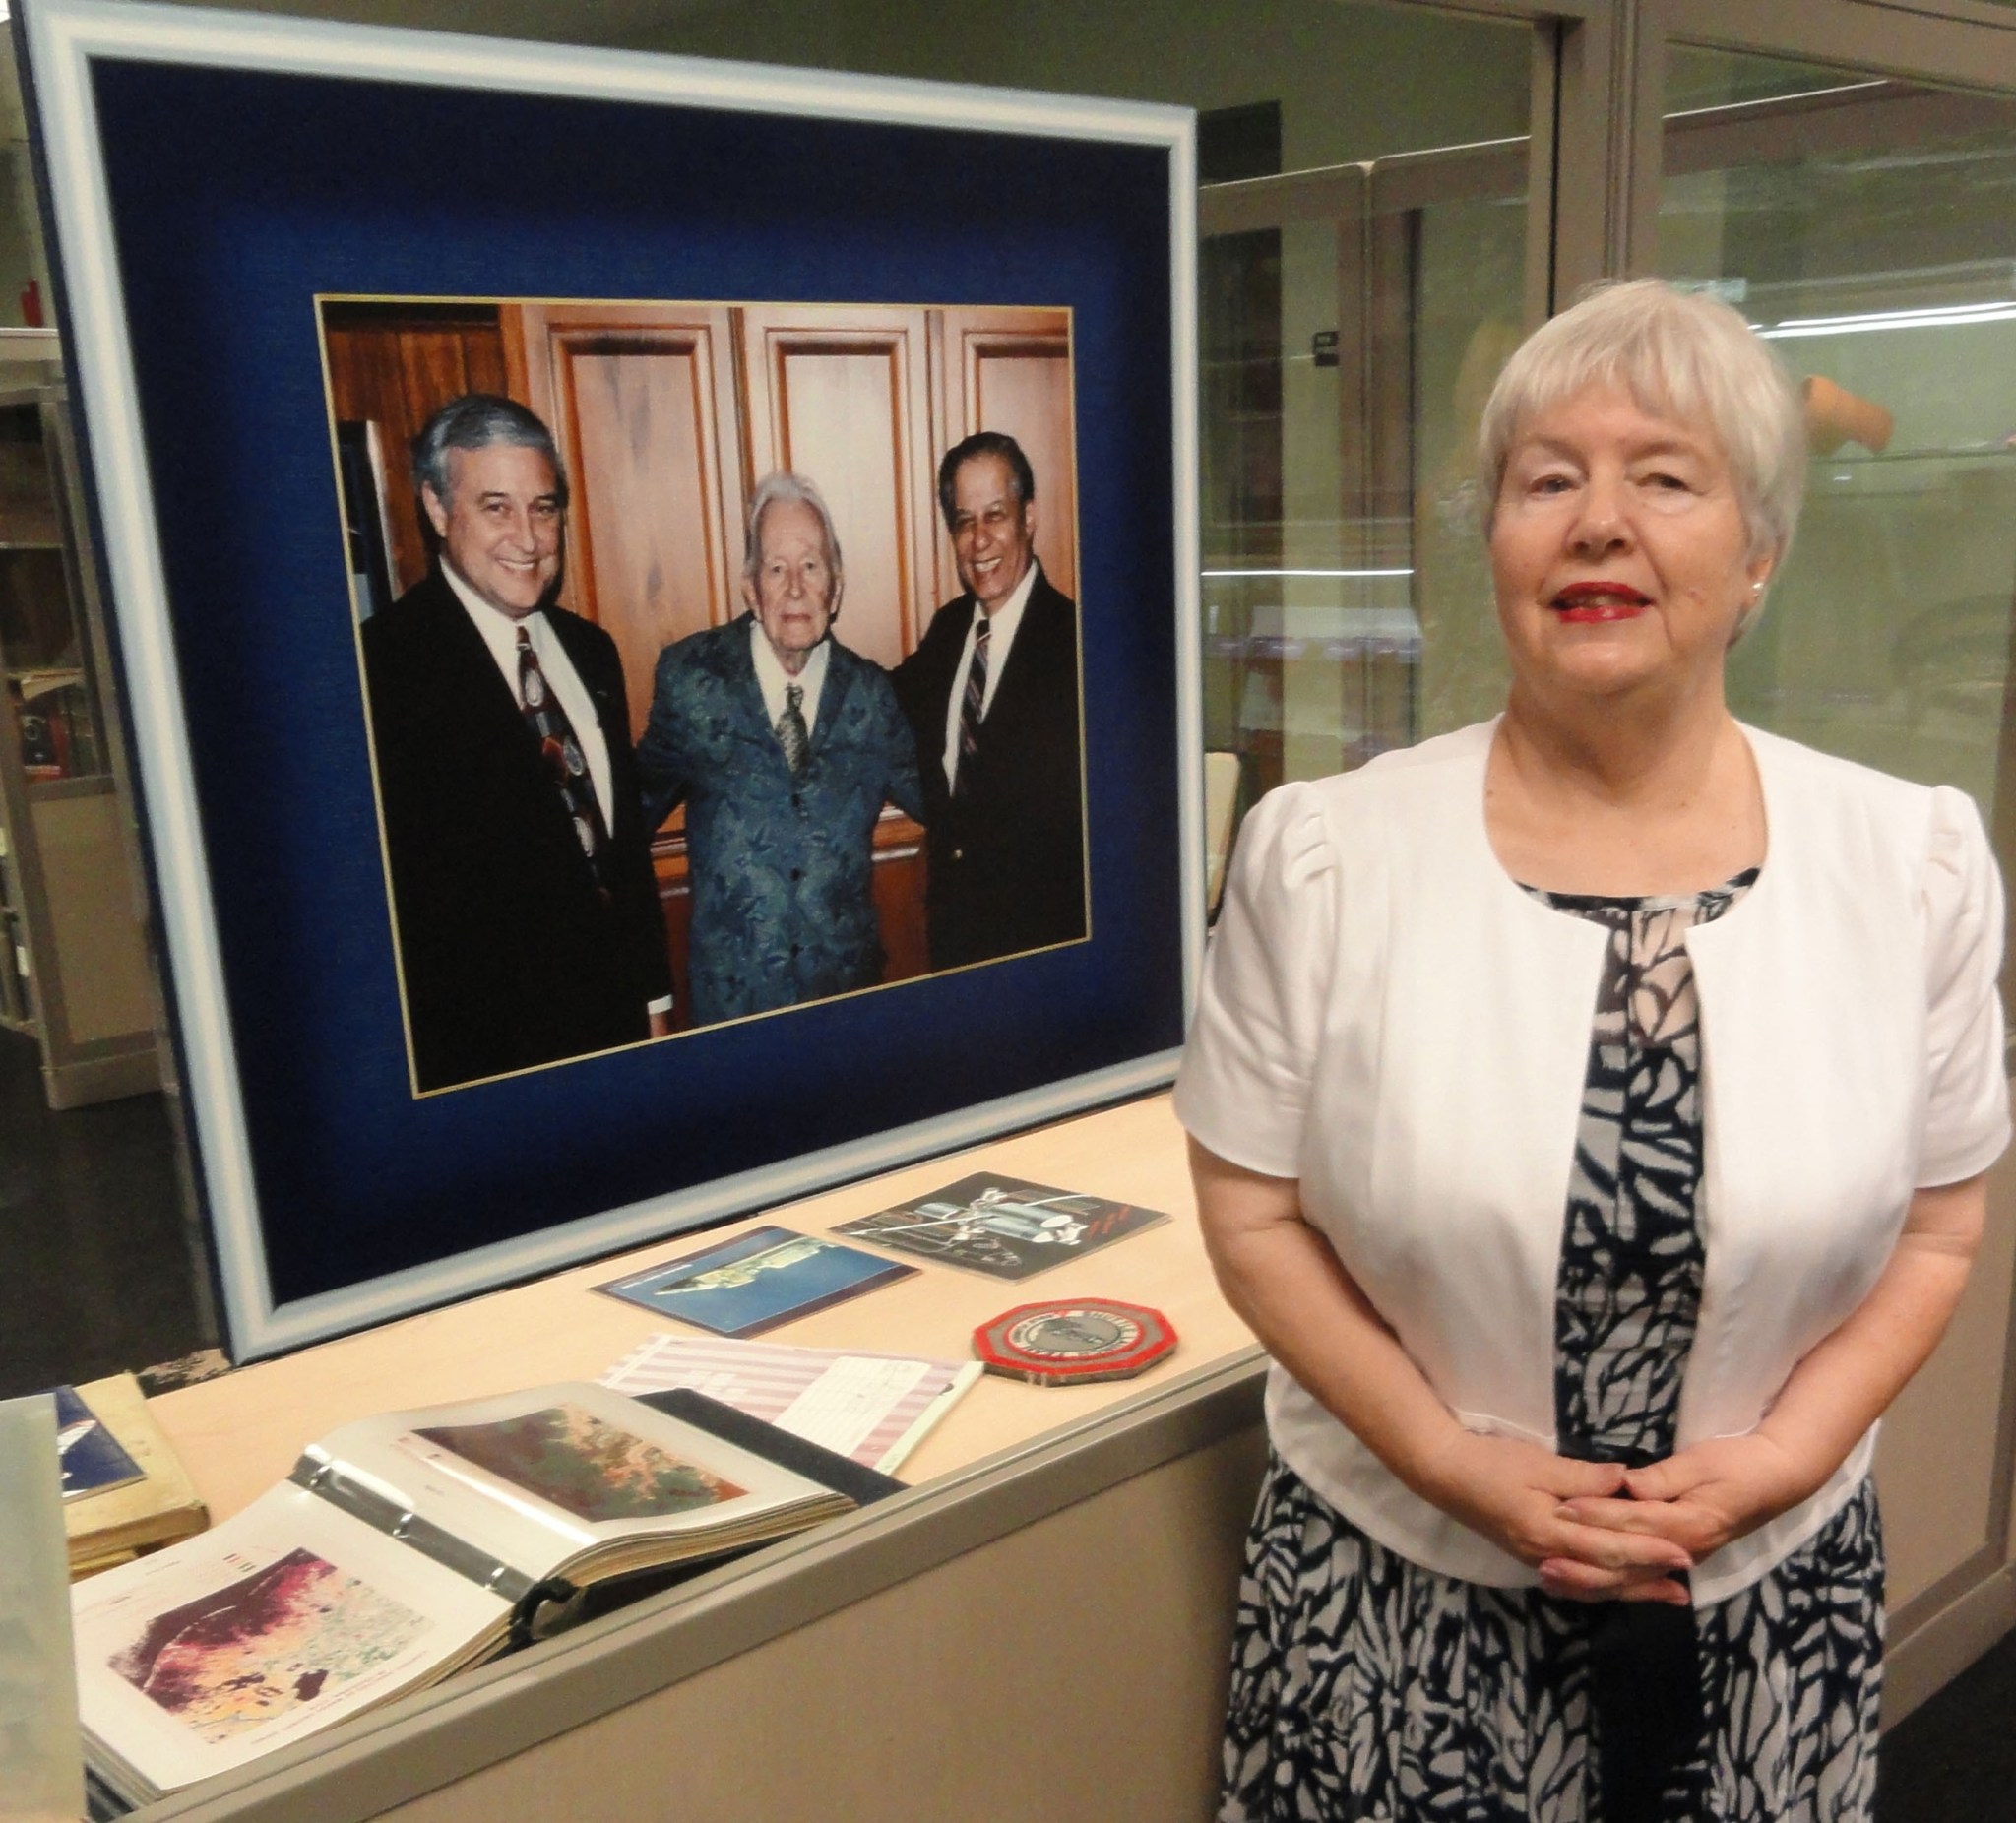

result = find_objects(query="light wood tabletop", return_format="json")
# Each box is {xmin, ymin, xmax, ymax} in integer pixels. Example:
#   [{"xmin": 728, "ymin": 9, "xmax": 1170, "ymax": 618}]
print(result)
[{"xmin": 150, "ymin": 1091, "xmax": 1257, "ymax": 1522}]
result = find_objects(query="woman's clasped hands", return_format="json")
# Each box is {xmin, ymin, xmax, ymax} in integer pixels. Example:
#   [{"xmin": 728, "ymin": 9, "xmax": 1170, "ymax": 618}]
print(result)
[{"xmin": 1417, "ymin": 1426, "xmax": 1823, "ymax": 1608}]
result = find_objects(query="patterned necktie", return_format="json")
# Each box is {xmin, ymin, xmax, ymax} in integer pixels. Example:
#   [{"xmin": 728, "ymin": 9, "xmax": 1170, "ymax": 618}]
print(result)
[
  {"xmin": 516, "ymin": 625, "xmax": 610, "ymax": 884},
  {"xmin": 776, "ymin": 681, "xmax": 810, "ymax": 776},
  {"xmin": 954, "ymin": 615, "xmax": 992, "ymax": 798}
]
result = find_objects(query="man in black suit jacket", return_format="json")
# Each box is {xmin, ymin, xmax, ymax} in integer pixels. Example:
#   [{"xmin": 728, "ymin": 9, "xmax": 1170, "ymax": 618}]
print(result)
[
  {"xmin": 894, "ymin": 432, "xmax": 1086, "ymax": 971},
  {"xmin": 363, "ymin": 395, "xmax": 670, "ymax": 1093}
]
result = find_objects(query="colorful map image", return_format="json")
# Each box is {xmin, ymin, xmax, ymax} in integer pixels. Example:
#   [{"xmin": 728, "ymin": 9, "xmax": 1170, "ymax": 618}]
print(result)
[
  {"xmin": 107, "ymin": 1547, "xmax": 429, "ymax": 1746},
  {"xmin": 412, "ymin": 1404, "xmax": 745, "ymax": 1522}
]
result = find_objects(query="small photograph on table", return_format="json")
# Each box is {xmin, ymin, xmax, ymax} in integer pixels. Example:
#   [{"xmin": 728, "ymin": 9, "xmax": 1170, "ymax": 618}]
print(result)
[
  {"xmin": 52, "ymin": 1384, "xmax": 145, "ymax": 1500},
  {"xmin": 593, "ymin": 1225, "xmax": 917, "ymax": 1338},
  {"xmin": 833, "ymin": 1173, "xmax": 1168, "ymax": 1281}
]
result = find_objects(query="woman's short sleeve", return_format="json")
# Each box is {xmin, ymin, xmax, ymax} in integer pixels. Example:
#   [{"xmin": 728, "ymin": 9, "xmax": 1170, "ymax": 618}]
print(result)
[
  {"xmin": 1172, "ymin": 782, "xmax": 1340, "ymax": 1178},
  {"xmin": 1919, "ymin": 785, "xmax": 2011, "ymax": 1186}
]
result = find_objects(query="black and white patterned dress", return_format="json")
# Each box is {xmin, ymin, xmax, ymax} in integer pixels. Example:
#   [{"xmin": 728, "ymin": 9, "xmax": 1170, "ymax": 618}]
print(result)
[{"xmin": 1220, "ymin": 873, "xmax": 1885, "ymax": 1823}]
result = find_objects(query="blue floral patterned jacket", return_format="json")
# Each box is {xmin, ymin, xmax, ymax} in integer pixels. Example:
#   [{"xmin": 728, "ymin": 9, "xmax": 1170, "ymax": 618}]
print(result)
[{"xmin": 636, "ymin": 616, "xmax": 925, "ymax": 1026}]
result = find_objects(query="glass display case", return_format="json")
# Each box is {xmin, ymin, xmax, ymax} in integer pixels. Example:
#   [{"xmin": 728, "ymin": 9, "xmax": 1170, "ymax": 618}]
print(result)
[
  {"xmin": 1658, "ymin": 52, "xmax": 2016, "ymax": 1029},
  {"xmin": 0, "ymin": 348, "xmax": 158, "ymax": 1105},
  {"xmin": 1197, "ymin": 107, "xmax": 1532, "ymax": 861}
]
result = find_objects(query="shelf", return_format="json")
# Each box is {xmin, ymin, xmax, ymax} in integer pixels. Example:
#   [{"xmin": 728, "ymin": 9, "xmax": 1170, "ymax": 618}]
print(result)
[
  {"xmin": 0, "ymin": 386, "xmax": 158, "ymax": 1102},
  {"xmin": 24, "ymin": 774, "xmax": 113, "ymax": 801}
]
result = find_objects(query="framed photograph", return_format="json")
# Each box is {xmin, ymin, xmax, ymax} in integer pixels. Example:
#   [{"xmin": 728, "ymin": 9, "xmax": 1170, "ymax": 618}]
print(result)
[{"xmin": 18, "ymin": 0, "xmax": 1199, "ymax": 1358}]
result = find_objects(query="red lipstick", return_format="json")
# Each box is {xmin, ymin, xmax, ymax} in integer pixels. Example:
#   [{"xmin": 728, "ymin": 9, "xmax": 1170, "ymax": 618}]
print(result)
[{"xmin": 1552, "ymin": 581, "xmax": 1650, "ymax": 623}]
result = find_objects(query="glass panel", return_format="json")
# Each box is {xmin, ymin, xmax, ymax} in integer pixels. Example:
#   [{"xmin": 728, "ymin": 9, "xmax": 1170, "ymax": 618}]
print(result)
[
  {"xmin": 1659, "ymin": 55, "xmax": 2016, "ymax": 826},
  {"xmin": 1196, "ymin": 157, "xmax": 1532, "ymax": 877},
  {"xmin": 1415, "ymin": 183, "xmax": 1530, "ymax": 742},
  {"xmin": 0, "ymin": 2, "xmax": 1542, "ymax": 887},
  {"xmin": 634, "ymin": 0, "xmax": 1539, "ymax": 874},
  {"xmin": 1200, "ymin": 141, "xmax": 1532, "ymax": 832},
  {"xmin": 1664, "ymin": 46, "xmax": 1860, "ymax": 114}
]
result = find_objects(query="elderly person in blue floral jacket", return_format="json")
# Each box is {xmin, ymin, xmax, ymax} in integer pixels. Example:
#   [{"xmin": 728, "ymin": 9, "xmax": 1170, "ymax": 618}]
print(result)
[{"xmin": 637, "ymin": 472, "xmax": 923, "ymax": 1027}]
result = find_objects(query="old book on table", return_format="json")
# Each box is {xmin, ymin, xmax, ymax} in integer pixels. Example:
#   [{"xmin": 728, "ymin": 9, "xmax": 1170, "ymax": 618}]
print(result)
[
  {"xmin": 62, "ymin": 1372, "xmax": 209, "ymax": 1576},
  {"xmin": 71, "ymin": 1381, "xmax": 857, "ymax": 1809}
]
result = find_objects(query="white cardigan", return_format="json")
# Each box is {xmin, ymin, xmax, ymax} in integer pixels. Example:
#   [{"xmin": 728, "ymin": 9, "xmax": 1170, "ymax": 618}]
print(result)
[{"xmin": 1174, "ymin": 719, "xmax": 2009, "ymax": 1603}]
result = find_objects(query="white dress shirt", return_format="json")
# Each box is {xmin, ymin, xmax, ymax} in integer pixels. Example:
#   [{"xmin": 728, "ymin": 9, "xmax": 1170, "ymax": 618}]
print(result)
[
  {"xmin": 749, "ymin": 618, "xmax": 832, "ymax": 741},
  {"xmin": 444, "ymin": 562, "xmax": 614, "ymax": 828},
  {"xmin": 1174, "ymin": 718, "xmax": 2009, "ymax": 1604},
  {"xmin": 940, "ymin": 559, "xmax": 1040, "ymax": 793}
]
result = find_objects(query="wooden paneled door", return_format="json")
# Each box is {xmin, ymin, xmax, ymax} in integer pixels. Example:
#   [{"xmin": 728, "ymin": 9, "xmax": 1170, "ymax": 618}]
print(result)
[
  {"xmin": 506, "ymin": 303, "xmax": 746, "ymax": 739},
  {"xmin": 736, "ymin": 305, "xmax": 940, "ymax": 669},
  {"xmin": 934, "ymin": 307, "xmax": 1077, "ymax": 606},
  {"xmin": 330, "ymin": 298, "xmax": 1079, "ymax": 1032},
  {"xmin": 320, "ymin": 300, "xmax": 509, "ymax": 599}
]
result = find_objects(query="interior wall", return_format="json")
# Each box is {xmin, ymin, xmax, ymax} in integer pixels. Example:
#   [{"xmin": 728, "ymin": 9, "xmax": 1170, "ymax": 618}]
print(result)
[
  {"xmin": 1879, "ymin": 1089, "xmax": 2016, "ymax": 1614},
  {"xmin": 134, "ymin": 0, "xmax": 1534, "ymax": 174},
  {"xmin": 648, "ymin": 0, "xmax": 1536, "ymax": 174}
]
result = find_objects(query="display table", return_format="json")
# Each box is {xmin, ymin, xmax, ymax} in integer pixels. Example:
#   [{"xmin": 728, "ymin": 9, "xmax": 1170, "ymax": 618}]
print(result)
[{"xmin": 136, "ymin": 1091, "xmax": 1269, "ymax": 1823}]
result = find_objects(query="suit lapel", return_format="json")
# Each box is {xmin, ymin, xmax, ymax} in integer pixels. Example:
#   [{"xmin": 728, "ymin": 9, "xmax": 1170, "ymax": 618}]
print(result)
[
  {"xmin": 807, "ymin": 642, "xmax": 855, "ymax": 757},
  {"xmin": 723, "ymin": 615, "xmax": 795, "ymax": 767},
  {"xmin": 432, "ymin": 587, "xmax": 547, "ymax": 767},
  {"xmin": 929, "ymin": 597, "xmax": 978, "ymax": 709},
  {"xmin": 979, "ymin": 580, "xmax": 1060, "ymax": 743},
  {"xmin": 547, "ymin": 608, "xmax": 622, "ymax": 749}
]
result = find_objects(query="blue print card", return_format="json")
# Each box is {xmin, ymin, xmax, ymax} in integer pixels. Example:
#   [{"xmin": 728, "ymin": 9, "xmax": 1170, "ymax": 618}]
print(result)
[
  {"xmin": 51, "ymin": 1384, "xmax": 145, "ymax": 1501},
  {"xmin": 594, "ymin": 1226, "xmax": 917, "ymax": 1339}
]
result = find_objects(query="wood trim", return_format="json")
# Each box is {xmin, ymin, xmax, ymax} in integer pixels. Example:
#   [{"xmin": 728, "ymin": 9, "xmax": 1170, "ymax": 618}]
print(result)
[
  {"xmin": 1368, "ymin": 137, "xmax": 1532, "ymax": 212},
  {"xmin": 1528, "ymin": 19, "xmax": 1564, "ymax": 324},
  {"xmin": 1666, "ymin": 0, "xmax": 2016, "ymax": 90},
  {"xmin": 926, "ymin": 306, "xmax": 952, "ymax": 605},
  {"xmin": 1398, "ymin": 0, "xmax": 1604, "ymax": 18},
  {"xmin": 1200, "ymin": 163, "xmax": 1365, "ymax": 235},
  {"xmin": 936, "ymin": 305, "xmax": 1078, "ymax": 604},
  {"xmin": 1664, "ymin": 79, "xmax": 2016, "ymax": 174},
  {"xmin": 1367, "ymin": 211, "xmax": 1416, "ymax": 546},
  {"xmin": 737, "ymin": 306, "xmax": 937, "ymax": 656},
  {"xmin": 1885, "ymin": 1557, "xmax": 2016, "ymax": 1728},
  {"xmin": 502, "ymin": 301, "xmax": 743, "ymax": 636},
  {"xmin": 1854, "ymin": 0, "xmax": 2016, "ymax": 27}
]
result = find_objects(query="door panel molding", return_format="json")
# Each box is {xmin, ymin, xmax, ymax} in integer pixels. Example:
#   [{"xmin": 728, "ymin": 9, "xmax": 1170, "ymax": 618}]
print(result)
[{"xmin": 1668, "ymin": 0, "xmax": 2016, "ymax": 90}]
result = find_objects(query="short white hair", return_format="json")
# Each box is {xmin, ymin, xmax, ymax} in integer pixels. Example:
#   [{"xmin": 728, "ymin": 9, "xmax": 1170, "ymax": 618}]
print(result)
[
  {"xmin": 742, "ymin": 471, "xmax": 844, "ymax": 579},
  {"xmin": 1478, "ymin": 279, "xmax": 1806, "ymax": 598}
]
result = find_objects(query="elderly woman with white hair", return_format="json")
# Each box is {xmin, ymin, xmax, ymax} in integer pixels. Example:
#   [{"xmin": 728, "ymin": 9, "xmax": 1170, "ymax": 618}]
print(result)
[{"xmin": 1176, "ymin": 278, "xmax": 2009, "ymax": 1822}]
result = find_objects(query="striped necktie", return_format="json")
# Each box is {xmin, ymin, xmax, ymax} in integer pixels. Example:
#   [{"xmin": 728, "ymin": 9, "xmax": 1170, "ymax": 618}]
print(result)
[{"xmin": 955, "ymin": 615, "xmax": 991, "ymax": 798}]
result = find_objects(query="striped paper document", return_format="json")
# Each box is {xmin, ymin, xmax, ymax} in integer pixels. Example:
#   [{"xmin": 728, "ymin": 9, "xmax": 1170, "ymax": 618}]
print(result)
[{"xmin": 600, "ymin": 1334, "xmax": 983, "ymax": 1475}]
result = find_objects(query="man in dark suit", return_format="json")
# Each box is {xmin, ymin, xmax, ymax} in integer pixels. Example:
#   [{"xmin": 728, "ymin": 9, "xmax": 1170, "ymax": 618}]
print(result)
[
  {"xmin": 636, "ymin": 472, "xmax": 922, "ymax": 1026},
  {"xmin": 894, "ymin": 431, "xmax": 1086, "ymax": 971},
  {"xmin": 363, "ymin": 395, "xmax": 671, "ymax": 1092}
]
